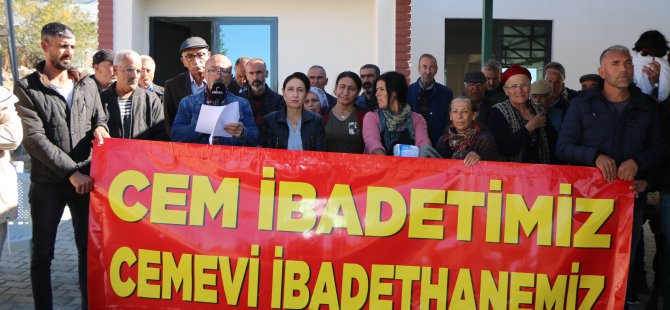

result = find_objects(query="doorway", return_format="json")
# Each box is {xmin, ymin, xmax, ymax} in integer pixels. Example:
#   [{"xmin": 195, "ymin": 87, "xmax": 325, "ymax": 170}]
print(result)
[{"xmin": 150, "ymin": 19, "xmax": 212, "ymax": 86}]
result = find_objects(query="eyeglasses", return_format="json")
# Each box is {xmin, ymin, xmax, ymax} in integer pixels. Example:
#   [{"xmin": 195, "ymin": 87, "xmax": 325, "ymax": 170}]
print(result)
[
  {"xmin": 504, "ymin": 83, "xmax": 531, "ymax": 91},
  {"xmin": 183, "ymin": 51, "xmax": 208, "ymax": 61},
  {"xmin": 465, "ymin": 82, "xmax": 484, "ymax": 87},
  {"xmin": 206, "ymin": 69, "xmax": 232, "ymax": 76},
  {"xmin": 120, "ymin": 67, "xmax": 142, "ymax": 75}
]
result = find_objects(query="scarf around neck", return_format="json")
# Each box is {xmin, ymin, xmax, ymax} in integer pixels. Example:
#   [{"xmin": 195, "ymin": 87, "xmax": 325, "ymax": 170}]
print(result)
[
  {"xmin": 448, "ymin": 123, "xmax": 480, "ymax": 159},
  {"xmin": 379, "ymin": 104, "xmax": 414, "ymax": 151}
]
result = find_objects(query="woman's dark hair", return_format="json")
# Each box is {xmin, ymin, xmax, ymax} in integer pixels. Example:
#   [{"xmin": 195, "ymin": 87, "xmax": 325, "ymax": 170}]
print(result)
[
  {"xmin": 377, "ymin": 71, "xmax": 408, "ymax": 109},
  {"xmin": 282, "ymin": 72, "xmax": 310, "ymax": 91},
  {"xmin": 633, "ymin": 30, "xmax": 670, "ymax": 57},
  {"xmin": 335, "ymin": 71, "xmax": 362, "ymax": 92}
]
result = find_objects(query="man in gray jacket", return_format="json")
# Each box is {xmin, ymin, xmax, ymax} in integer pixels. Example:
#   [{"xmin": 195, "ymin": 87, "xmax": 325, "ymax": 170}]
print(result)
[
  {"xmin": 101, "ymin": 50, "xmax": 166, "ymax": 140},
  {"xmin": 13, "ymin": 22, "xmax": 110, "ymax": 309}
]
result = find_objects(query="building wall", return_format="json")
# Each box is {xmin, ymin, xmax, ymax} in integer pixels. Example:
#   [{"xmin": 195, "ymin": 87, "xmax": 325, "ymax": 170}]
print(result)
[
  {"xmin": 112, "ymin": 0, "xmax": 396, "ymax": 94},
  {"xmin": 412, "ymin": 0, "xmax": 670, "ymax": 89}
]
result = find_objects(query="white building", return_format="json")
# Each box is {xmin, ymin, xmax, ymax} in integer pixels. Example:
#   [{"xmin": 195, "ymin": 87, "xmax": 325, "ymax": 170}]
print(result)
[{"xmin": 102, "ymin": 0, "xmax": 670, "ymax": 92}]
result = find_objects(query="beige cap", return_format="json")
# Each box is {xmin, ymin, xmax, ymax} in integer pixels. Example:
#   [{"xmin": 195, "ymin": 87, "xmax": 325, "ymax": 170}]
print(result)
[{"xmin": 530, "ymin": 80, "xmax": 552, "ymax": 95}]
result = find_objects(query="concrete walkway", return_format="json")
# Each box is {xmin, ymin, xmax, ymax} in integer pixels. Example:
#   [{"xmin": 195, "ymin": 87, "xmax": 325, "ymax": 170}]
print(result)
[{"xmin": 0, "ymin": 209, "xmax": 82, "ymax": 310}]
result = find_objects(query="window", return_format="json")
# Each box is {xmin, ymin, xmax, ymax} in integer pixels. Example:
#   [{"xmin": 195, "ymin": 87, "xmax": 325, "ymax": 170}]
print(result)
[
  {"xmin": 444, "ymin": 18, "xmax": 552, "ymax": 94},
  {"xmin": 213, "ymin": 18, "xmax": 278, "ymax": 90},
  {"xmin": 495, "ymin": 20, "xmax": 552, "ymax": 80}
]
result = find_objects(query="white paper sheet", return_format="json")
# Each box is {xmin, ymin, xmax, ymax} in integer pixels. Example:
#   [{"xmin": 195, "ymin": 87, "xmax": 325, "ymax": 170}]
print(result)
[
  {"xmin": 195, "ymin": 105, "xmax": 224, "ymax": 134},
  {"xmin": 212, "ymin": 101, "xmax": 240, "ymax": 138}
]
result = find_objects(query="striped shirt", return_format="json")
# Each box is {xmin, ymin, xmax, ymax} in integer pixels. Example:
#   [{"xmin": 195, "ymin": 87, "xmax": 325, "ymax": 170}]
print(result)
[{"xmin": 118, "ymin": 98, "xmax": 132, "ymax": 138}]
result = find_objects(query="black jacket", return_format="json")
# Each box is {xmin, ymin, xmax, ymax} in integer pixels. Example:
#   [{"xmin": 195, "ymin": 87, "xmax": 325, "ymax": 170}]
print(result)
[
  {"xmin": 100, "ymin": 83, "xmax": 167, "ymax": 141},
  {"xmin": 262, "ymin": 109, "xmax": 326, "ymax": 151},
  {"xmin": 14, "ymin": 61, "xmax": 108, "ymax": 183},
  {"xmin": 163, "ymin": 72, "xmax": 193, "ymax": 137},
  {"xmin": 240, "ymin": 83, "xmax": 285, "ymax": 125},
  {"xmin": 556, "ymin": 85, "xmax": 665, "ymax": 176}
]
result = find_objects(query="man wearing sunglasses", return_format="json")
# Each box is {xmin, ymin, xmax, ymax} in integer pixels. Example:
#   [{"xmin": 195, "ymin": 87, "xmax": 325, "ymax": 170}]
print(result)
[
  {"xmin": 163, "ymin": 36, "xmax": 211, "ymax": 137},
  {"xmin": 100, "ymin": 50, "xmax": 166, "ymax": 141}
]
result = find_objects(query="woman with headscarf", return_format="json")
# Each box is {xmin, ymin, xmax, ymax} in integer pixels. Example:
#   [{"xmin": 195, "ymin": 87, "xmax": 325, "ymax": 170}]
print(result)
[
  {"xmin": 486, "ymin": 65, "xmax": 555, "ymax": 164},
  {"xmin": 632, "ymin": 30, "xmax": 670, "ymax": 102},
  {"xmin": 435, "ymin": 96, "xmax": 497, "ymax": 166},
  {"xmin": 262, "ymin": 72, "xmax": 325, "ymax": 151},
  {"xmin": 304, "ymin": 87, "xmax": 327, "ymax": 114},
  {"xmin": 362, "ymin": 71, "xmax": 430, "ymax": 155}
]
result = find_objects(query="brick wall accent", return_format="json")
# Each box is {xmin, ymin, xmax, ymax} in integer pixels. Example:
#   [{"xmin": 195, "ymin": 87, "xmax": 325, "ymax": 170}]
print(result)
[
  {"xmin": 98, "ymin": 0, "xmax": 113, "ymax": 50},
  {"xmin": 396, "ymin": 0, "xmax": 411, "ymax": 81}
]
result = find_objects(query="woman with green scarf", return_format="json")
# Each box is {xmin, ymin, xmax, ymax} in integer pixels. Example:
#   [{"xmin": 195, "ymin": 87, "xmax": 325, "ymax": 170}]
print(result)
[{"xmin": 363, "ymin": 71, "xmax": 431, "ymax": 155}]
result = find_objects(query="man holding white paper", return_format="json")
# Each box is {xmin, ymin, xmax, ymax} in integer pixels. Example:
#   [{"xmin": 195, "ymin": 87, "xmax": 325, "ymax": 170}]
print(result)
[{"xmin": 171, "ymin": 54, "xmax": 258, "ymax": 145}]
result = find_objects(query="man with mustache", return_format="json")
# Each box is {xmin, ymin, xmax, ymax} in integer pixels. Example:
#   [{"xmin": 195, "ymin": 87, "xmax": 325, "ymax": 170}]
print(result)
[
  {"xmin": 163, "ymin": 36, "xmax": 211, "ymax": 138},
  {"xmin": 171, "ymin": 54, "xmax": 258, "ymax": 146},
  {"xmin": 13, "ymin": 22, "xmax": 110, "ymax": 309},
  {"xmin": 461, "ymin": 71, "xmax": 489, "ymax": 121},
  {"xmin": 556, "ymin": 45, "xmax": 665, "ymax": 307},
  {"xmin": 240, "ymin": 58, "xmax": 284, "ymax": 136},
  {"xmin": 407, "ymin": 53, "xmax": 454, "ymax": 144},
  {"xmin": 100, "ymin": 50, "xmax": 166, "ymax": 140},
  {"xmin": 355, "ymin": 64, "xmax": 380, "ymax": 112}
]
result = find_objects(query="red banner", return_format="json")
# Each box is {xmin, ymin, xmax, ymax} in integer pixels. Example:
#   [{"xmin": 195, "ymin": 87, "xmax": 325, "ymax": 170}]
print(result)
[{"xmin": 88, "ymin": 138, "xmax": 633, "ymax": 309}]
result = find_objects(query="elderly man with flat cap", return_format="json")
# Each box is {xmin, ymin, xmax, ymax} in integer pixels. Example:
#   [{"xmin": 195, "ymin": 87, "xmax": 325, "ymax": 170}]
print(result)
[
  {"xmin": 163, "ymin": 36, "xmax": 211, "ymax": 137},
  {"xmin": 461, "ymin": 71, "xmax": 490, "ymax": 121},
  {"xmin": 579, "ymin": 74, "xmax": 602, "ymax": 91}
]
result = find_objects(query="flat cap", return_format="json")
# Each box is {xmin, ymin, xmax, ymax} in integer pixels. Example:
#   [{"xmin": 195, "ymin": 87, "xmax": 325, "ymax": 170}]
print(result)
[
  {"xmin": 579, "ymin": 74, "xmax": 603, "ymax": 83},
  {"xmin": 179, "ymin": 37, "xmax": 209, "ymax": 53},
  {"xmin": 92, "ymin": 49, "xmax": 115, "ymax": 66},
  {"xmin": 463, "ymin": 71, "xmax": 486, "ymax": 83},
  {"xmin": 530, "ymin": 80, "xmax": 552, "ymax": 95}
]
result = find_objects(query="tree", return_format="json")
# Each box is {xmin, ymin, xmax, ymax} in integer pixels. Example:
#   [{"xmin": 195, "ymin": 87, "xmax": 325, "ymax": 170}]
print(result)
[{"xmin": 0, "ymin": 0, "xmax": 97, "ymax": 71}]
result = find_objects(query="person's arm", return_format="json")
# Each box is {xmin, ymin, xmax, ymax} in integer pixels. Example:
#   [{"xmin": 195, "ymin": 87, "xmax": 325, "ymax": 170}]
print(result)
[
  {"xmin": 163, "ymin": 80, "xmax": 177, "ymax": 137},
  {"xmin": 486, "ymin": 107, "xmax": 531, "ymax": 157},
  {"xmin": 261, "ymin": 114, "xmax": 274, "ymax": 148},
  {"xmin": 0, "ymin": 97, "xmax": 22, "ymax": 151},
  {"xmin": 148, "ymin": 92, "xmax": 167, "ymax": 141},
  {"xmin": 314, "ymin": 115, "xmax": 326, "ymax": 151},
  {"xmin": 474, "ymin": 131, "xmax": 499, "ymax": 161},
  {"xmin": 657, "ymin": 59, "xmax": 670, "ymax": 101},
  {"xmin": 412, "ymin": 113, "xmax": 431, "ymax": 147},
  {"xmin": 554, "ymin": 100, "xmax": 601, "ymax": 166},
  {"xmin": 170, "ymin": 97, "xmax": 202, "ymax": 143},
  {"xmin": 362, "ymin": 111, "xmax": 384, "ymax": 154},
  {"xmin": 236, "ymin": 101, "xmax": 259, "ymax": 146},
  {"xmin": 630, "ymin": 103, "xmax": 666, "ymax": 173},
  {"xmin": 90, "ymin": 89, "xmax": 110, "ymax": 147}
]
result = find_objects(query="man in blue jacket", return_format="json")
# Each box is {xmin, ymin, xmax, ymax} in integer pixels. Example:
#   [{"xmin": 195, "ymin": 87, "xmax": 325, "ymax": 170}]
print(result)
[
  {"xmin": 556, "ymin": 45, "xmax": 665, "ymax": 306},
  {"xmin": 171, "ymin": 54, "xmax": 258, "ymax": 146},
  {"xmin": 407, "ymin": 53, "xmax": 454, "ymax": 144}
]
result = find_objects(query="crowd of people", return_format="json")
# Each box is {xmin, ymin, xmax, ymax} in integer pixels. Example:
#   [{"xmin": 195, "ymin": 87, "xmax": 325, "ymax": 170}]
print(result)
[{"xmin": 1, "ymin": 21, "xmax": 670, "ymax": 308}]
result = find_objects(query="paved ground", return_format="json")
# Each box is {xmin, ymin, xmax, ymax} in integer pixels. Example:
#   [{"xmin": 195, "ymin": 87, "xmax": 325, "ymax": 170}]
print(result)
[
  {"xmin": 0, "ymin": 209, "xmax": 82, "ymax": 310},
  {"xmin": 0, "ymin": 211, "xmax": 663, "ymax": 309}
]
